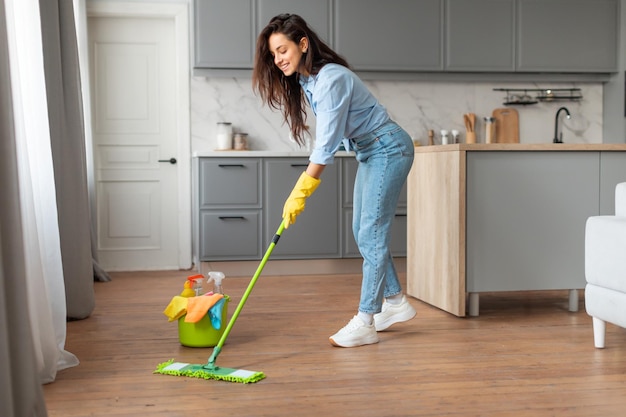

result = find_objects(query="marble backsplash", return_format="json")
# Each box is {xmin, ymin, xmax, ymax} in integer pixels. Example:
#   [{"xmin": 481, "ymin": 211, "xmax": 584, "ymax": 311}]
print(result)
[{"xmin": 191, "ymin": 76, "xmax": 602, "ymax": 153}]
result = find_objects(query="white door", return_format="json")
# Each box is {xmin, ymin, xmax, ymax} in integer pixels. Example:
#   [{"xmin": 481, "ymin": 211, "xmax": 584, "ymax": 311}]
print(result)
[{"xmin": 88, "ymin": 11, "xmax": 188, "ymax": 271}]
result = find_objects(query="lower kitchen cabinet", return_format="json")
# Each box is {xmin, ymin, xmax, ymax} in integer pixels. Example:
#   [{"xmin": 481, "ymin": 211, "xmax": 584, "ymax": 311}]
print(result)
[
  {"xmin": 198, "ymin": 210, "xmax": 262, "ymax": 260},
  {"xmin": 264, "ymin": 158, "xmax": 340, "ymax": 258},
  {"xmin": 194, "ymin": 155, "xmax": 407, "ymax": 262},
  {"xmin": 341, "ymin": 158, "xmax": 408, "ymax": 257},
  {"xmin": 198, "ymin": 158, "xmax": 261, "ymax": 208},
  {"xmin": 195, "ymin": 157, "xmax": 262, "ymax": 261},
  {"xmin": 342, "ymin": 209, "xmax": 408, "ymax": 258},
  {"xmin": 406, "ymin": 144, "xmax": 626, "ymax": 317}
]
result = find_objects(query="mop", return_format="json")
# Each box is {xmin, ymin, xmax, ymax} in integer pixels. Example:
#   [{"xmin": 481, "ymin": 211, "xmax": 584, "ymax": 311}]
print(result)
[{"xmin": 155, "ymin": 221, "xmax": 286, "ymax": 383}]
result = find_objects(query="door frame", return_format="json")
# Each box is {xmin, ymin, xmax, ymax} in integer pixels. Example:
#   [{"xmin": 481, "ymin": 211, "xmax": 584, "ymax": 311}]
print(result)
[{"xmin": 86, "ymin": 0, "xmax": 192, "ymax": 269}]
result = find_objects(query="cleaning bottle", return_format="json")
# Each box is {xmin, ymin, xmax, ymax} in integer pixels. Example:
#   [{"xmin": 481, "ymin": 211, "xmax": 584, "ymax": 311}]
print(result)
[
  {"xmin": 180, "ymin": 280, "xmax": 195, "ymax": 298},
  {"xmin": 207, "ymin": 271, "xmax": 225, "ymax": 294},
  {"xmin": 186, "ymin": 274, "xmax": 204, "ymax": 296}
]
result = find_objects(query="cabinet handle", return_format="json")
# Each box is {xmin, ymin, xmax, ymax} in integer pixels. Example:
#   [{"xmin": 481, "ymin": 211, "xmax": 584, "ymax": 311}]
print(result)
[
  {"xmin": 395, "ymin": 213, "xmax": 407, "ymax": 217},
  {"xmin": 218, "ymin": 216, "xmax": 245, "ymax": 220},
  {"xmin": 290, "ymin": 164, "xmax": 308, "ymax": 167},
  {"xmin": 218, "ymin": 164, "xmax": 245, "ymax": 168}
]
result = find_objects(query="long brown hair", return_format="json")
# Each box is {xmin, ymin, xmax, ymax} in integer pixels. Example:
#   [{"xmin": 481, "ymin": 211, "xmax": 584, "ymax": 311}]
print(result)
[{"xmin": 252, "ymin": 14, "xmax": 349, "ymax": 146}]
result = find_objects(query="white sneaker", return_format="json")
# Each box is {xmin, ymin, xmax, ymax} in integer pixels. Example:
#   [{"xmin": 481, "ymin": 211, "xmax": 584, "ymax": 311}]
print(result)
[
  {"xmin": 329, "ymin": 316, "xmax": 379, "ymax": 348},
  {"xmin": 374, "ymin": 295, "xmax": 417, "ymax": 331}
]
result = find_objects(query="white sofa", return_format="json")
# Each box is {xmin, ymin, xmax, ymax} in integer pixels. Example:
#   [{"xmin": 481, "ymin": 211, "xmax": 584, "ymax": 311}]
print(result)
[{"xmin": 585, "ymin": 182, "xmax": 626, "ymax": 348}]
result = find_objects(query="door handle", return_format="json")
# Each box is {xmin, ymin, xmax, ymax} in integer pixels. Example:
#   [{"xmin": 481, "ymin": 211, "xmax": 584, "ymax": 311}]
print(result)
[{"xmin": 158, "ymin": 157, "xmax": 177, "ymax": 164}]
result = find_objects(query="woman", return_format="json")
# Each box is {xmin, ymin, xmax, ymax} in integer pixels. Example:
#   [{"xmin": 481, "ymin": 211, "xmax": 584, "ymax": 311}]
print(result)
[{"xmin": 253, "ymin": 14, "xmax": 416, "ymax": 348}]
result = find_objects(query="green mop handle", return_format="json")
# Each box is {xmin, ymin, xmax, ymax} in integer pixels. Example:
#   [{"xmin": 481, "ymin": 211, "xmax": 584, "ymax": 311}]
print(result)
[{"xmin": 206, "ymin": 220, "xmax": 286, "ymax": 369}]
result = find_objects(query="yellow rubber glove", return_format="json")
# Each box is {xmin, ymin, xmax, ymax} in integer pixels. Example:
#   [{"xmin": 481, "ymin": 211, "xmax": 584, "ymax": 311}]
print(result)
[{"xmin": 282, "ymin": 171, "xmax": 321, "ymax": 229}]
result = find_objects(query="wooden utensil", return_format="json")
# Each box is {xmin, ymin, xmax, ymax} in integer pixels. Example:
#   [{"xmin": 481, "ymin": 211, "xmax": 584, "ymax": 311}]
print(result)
[
  {"xmin": 492, "ymin": 108, "xmax": 520, "ymax": 143},
  {"xmin": 428, "ymin": 129, "xmax": 435, "ymax": 146},
  {"xmin": 464, "ymin": 113, "xmax": 477, "ymax": 143}
]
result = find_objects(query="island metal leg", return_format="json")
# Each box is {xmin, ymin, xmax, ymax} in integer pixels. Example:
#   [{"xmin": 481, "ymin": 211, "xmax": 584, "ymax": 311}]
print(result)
[
  {"xmin": 568, "ymin": 289, "xmax": 579, "ymax": 312},
  {"xmin": 468, "ymin": 293, "xmax": 479, "ymax": 317}
]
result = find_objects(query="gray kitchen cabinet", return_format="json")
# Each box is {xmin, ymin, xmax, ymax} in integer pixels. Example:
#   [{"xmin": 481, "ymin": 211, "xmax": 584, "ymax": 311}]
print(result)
[
  {"xmin": 600, "ymin": 152, "xmax": 626, "ymax": 215},
  {"xmin": 198, "ymin": 158, "xmax": 262, "ymax": 208},
  {"xmin": 194, "ymin": 155, "xmax": 409, "ymax": 262},
  {"xmin": 407, "ymin": 144, "xmax": 626, "ymax": 317},
  {"xmin": 341, "ymin": 158, "xmax": 408, "ymax": 257},
  {"xmin": 343, "ymin": 209, "xmax": 408, "ymax": 257},
  {"xmin": 194, "ymin": 0, "xmax": 255, "ymax": 69},
  {"xmin": 196, "ymin": 158, "xmax": 263, "ymax": 260},
  {"xmin": 333, "ymin": 0, "xmax": 443, "ymax": 71},
  {"xmin": 516, "ymin": 0, "xmax": 618, "ymax": 72},
  {"xmin": 264, "ymin": 158, "xmax": 341, "ymax": 258},
  {"xmin": 257, "ymin": 0, "xmax": 331, "ymax": 43},
  {"xmin": 465, "ymin": 151, "xmax": 598, "ymax": 294},
  {"xmin": 195, "ymin": 0, "xmax": 330, "ymax": 69},
  {"xmin": 199, "ymin": 210, "xmax": 262, "ymax": 260},
  {"xmin": 194, "ymin": 0, "xmax": 617, "ymax": 76},
  {"xmin": 445, "ymin": 0, "xmax": 515, "ymax": 72}
]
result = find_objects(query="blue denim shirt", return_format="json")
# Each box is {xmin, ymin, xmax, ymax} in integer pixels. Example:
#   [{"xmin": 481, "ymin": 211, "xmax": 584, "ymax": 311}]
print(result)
[{"xmin": 299, "ymin": 64, "xmax": 390, "ymax": 165}]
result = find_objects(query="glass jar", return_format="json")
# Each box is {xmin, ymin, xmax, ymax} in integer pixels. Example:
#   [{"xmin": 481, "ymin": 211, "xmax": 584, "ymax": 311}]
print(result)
[
  {"xmin": 233, "ymin": 132, "xmax": 248, "ymax": 150},
  {"xmin": 216, "ymin": 122, "xmax": 233, "ymax": 150}
]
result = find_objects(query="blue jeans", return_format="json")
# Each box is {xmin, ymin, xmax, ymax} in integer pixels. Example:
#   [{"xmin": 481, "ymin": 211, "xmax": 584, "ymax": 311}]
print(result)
[{"xmin": 350, "ymin": 121, "xmax": 414, "ymax": 314}]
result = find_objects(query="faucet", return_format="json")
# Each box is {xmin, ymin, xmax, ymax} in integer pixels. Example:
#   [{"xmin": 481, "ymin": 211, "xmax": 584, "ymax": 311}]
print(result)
[{"xmin": 553, "ymin": 106, "xmax": 571, "ymax": 143}]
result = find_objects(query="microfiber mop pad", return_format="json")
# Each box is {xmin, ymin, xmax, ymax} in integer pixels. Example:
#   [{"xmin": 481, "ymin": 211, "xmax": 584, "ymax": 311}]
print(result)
[{"xmin": 154, "ymin": 359, "xmax": 265, "ymax": 384}]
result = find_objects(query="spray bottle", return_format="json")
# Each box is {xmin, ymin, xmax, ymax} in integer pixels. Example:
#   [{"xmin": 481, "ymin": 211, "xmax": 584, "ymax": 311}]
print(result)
[
  {"xmin": 207, "ymin": 271, "xmax": 225, "ymax": 294},
  {"xmin": 186, "ymin": 274, "xmax": 204, "ymax": 296}
]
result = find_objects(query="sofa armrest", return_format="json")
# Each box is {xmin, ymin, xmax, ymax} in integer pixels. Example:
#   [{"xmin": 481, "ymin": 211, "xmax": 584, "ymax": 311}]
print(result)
[
  {"xmin": 616, "ymin": 182, "xmax": 626, "ymax": 217},
  {"xmin": 585, "ymin": 215, "xmax": 626, "ymax": 293}
]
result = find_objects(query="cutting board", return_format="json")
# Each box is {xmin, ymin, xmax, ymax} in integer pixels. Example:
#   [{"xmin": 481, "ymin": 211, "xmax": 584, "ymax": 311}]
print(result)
[{"xmin": 492, "ymin": 108, "xmax": 520, "ymax": 143}]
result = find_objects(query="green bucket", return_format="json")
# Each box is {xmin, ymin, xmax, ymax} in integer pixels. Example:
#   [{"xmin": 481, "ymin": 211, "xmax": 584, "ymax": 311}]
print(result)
[{"xmin": 177, "ymin": 296, "xmax": 229, "ymax": 348}]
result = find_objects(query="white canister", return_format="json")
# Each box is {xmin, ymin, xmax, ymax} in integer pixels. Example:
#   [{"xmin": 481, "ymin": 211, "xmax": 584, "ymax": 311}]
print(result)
[
  {"xmin": 483, "ymin": 117, "xmax": 495, "ymax": 144},
  {"xmin": 216, "ymin": 122, "xmax": 233, "ymax": 150},
  {"xmin": 440, "ymin": 129, "xmax": 449, "ymax": 145}
]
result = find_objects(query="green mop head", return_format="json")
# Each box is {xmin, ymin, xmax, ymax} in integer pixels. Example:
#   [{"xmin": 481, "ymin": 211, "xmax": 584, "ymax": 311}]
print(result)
[{"xmin": 154, "ymin": 359, "xmax": 265, "ymax": 384}]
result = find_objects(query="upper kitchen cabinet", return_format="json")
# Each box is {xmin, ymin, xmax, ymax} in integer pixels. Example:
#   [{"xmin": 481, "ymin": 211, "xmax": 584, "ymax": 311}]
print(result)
[
  {"xmin": 257, "ymin": 0, "xmax": 331, "ymax": 44},
  {"xmin": 195, "ymin": 0, "xmax": 330, "ymax": 69},
  {"xmin": 516, "ymin": 0, "xmax": 618, "ymax": 73},
  {"xmin": 445, "ymin": 0, "xmax": 515, "ymax": 72},
  {"xmin": 333, "ymin": 0, "xmax": 443, "ymax": 71},
  {"xmin": 194, "ymin": 0, "xmax": 254, "ymax": 68},
  {"xmin": 194, "ymin": 0, "xmax": 618, "ymax": 76}
]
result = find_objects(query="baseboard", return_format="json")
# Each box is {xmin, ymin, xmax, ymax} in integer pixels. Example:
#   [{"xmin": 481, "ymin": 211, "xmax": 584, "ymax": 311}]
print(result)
[{"xmin": 198, "ymin": 257, "xmax": 407, "ymax": 277}]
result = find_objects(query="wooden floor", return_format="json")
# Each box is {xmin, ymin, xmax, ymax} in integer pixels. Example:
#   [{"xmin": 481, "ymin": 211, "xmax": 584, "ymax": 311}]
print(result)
[{"xmin": 44, "ymin": 270, "xmax": 626, "ymax": 417}]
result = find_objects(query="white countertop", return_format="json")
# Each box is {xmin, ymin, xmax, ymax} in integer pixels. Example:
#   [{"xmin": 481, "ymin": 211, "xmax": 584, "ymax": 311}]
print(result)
[
  {"xmin": 414, "ymin": 143, "xmax": 626, "ymax": 153},
  {"xmin": 193, "ymin": 150, "xmax": 355, "ymax": 157}
]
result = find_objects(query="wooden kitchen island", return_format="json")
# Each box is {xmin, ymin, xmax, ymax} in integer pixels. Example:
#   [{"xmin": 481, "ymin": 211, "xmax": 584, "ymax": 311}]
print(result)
[{"xmin": 406, "ymin": 143, "xmax": 626, "ymax": 317}]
